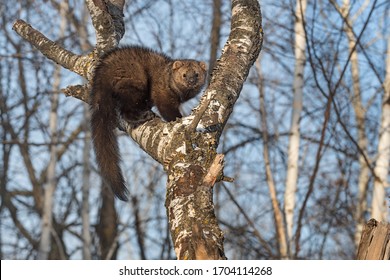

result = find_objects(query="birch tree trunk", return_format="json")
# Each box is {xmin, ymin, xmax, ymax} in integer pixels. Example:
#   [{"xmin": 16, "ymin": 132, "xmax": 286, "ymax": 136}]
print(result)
[
  {"xmin": 284, "ymin": 0, "xmax": 307, "ymax": 256},
  {"xmin": 37, "ymin": 1, "xmax": 68, "ymax": 259},
  {"xmin": 80, "ymin": 2, "xmax": 93, "ymax": 260},
  {"xmin": 371, "ymin": 35, "xmax": 390, "ymax": 221},
  {"xmin": 339, "ymin": 0, "xmax": 371, "ymax": 248},
  {"xmin": 37, "ymin": 68, "xmax": 59, "ymax": 259},
  {"xmin": 13, "ymin": 0, "xmax": 263, "ymax": 259},
  {"xmin": 160, "ymin": 0, "xmax": 263, "ymax": 259}
]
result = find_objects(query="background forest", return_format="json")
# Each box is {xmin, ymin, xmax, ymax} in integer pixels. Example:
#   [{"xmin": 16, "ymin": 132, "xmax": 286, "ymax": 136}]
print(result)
[{"xmin": 1, "ymin": 0, "xmax": 389, "ymax": 260}]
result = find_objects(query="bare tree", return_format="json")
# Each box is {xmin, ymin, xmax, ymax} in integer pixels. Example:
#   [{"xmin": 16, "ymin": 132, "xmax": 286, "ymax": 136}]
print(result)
[
  {"xmin": 284, "ymin": 0, "xmax": 307, "ymax": 257},
  {"xmin": 37, "ymin": 0, "xmax": 69, "ymax": 260},
  {"xmin": 2, "ymin": 0, "xmax": 388, "ymax": 260},
  {"xmin": 12, "ymin": 0, "xmax": 263, "ymax": 259},
  {"xmin": 255, "ymin": 59, "xmax": 288, "ymax": 259},
  {"xmin": 331, "ymin": 0, "xmax": 372, "ymax": 248}
]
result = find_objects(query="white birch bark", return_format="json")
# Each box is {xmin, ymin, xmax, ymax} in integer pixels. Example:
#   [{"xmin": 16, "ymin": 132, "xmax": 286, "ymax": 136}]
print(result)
[
  {"xmin": 37, "ymin": 2, "xmax": 67, "ymax": 260},
  {"xmin": 284, "ymin": 0, "xmax": 307, "ymax": 255},
  {"xmin": 80, "ymin": 3, "xmax": 92, "ymax": 260},
  {"xmin": 340, "ymin": 0, "xmax": 371, "ymax": 248},
  {"xmin": 371, "ymin": 35, "xmax": 390, "ymax": 221},
  {"xmin": 37, "ymin": 63, "xmax": 60, "ymax": 260}
]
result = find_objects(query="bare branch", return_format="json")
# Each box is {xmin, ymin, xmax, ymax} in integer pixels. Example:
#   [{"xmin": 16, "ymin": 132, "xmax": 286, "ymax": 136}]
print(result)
[{"xmin": 12, "ymin": 19, "xmax": 90, "ymax": 78}]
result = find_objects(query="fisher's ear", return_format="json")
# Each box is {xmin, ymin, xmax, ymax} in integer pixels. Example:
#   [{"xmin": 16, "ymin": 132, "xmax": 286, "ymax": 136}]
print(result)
[
  {"xmin": 173, "ymin": 61, "xmax": 184, "ymax": 70},
  {"xmin": 199, "ymin": 61, "xmax": 207, "ymax": 71}
]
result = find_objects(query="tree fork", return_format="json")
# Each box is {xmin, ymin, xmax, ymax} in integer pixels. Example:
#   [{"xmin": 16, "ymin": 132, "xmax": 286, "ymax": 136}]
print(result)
[{"xmin": 13, "ymin": 0, "xmax": 263, "ymax": 260}]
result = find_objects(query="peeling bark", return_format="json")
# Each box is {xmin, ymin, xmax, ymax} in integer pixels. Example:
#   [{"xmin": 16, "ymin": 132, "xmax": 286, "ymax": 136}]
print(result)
[
  {"xmin": 162, "ymin": 0, "xmax": 262, "ymax": 260},
  {"xmin": 86, "ymin": 0, "xmax": 125, "ymax": 54},
  {"xmin": 125, "ymin": 0, "xmax": 263, "ymax": 259},
  {"xmin": 165, "ymin": 152, "xmax": 227, "ymax": 260},
  {"xmin": 356, "ymin": 219, "xmax": 390, "ymax": 260}
]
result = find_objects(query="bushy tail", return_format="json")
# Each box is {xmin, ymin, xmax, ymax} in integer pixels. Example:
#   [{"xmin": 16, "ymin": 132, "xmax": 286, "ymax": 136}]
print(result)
[{"xmin": 90, "ymin": 88, "xmax": 129, "ymax": 201}]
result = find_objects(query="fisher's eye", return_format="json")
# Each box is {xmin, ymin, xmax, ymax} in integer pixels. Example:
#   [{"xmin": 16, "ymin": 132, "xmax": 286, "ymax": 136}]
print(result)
[{"xmin": 183, "ymin": 73, "xmax": 187, "ymax": 78}]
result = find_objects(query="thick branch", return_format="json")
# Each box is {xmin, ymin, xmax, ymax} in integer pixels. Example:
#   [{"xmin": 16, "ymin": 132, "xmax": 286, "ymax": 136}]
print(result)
[
  {"xmin": 13, "ymin": 0, "xmax": 126, "ymax": 97},
  {"xmin": 162, "ymin": 0, "xmax": 263, "ymax": 260},
  {"xmin": 86, "ymin": 0, "xmax": 125, "ymax": 54},
  {"xmin": 13, "ymin": 0, "xmax": 263, "ymax": 260},
  {"xmin": 127, "ymin": 0, "xmax": 263, "ymax": 167},
  {"xmin": 12, "ymin": 19, "xmax": 90, "ymax": 78},
  {"xmin": 191, "ymin": 0, "xmax": 263, "ymax": 145}
]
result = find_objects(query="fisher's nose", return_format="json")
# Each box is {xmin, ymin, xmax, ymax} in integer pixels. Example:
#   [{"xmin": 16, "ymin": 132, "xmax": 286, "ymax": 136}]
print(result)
[{"xmin": 186, "ymin": 73, "xmax": 199, "ymax": 85}]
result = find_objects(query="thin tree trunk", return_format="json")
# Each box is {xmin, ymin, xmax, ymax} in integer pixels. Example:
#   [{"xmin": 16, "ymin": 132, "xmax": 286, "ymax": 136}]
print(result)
[
  {"xmin": 37, "ymin": 65, "xmax": 60, "ymax": 260},
  {"xmin": 82, "ymin": 104, "xmax": 92, "ymax": 259},
  {"xmin": 37, "ymin": 1, "xmax": 67, "ymax": 260},
  {"xmin": 80, "ymin": 0, "xmax": 93, "ymax": 260},
  {"xmin": 284, "ymin": 0, "xmax": 307, "ymax": 256},
  {"xmin": 208, "ymin": 0, "xmax": 222, "ymax": 81},
  {"xmin": 348, "ymin": 34, "xmax": 370, "ymax": 249},
  {"xmin": 341, "ymin": 0, "xmax": 371, "ymax": 248},
  {"xmin": 257, "ymin": 60, "xmax": 288, "ymax": 259},
  {"xmin": 371, "ymin": 35, "xmax": 390, "ymax": 221}
]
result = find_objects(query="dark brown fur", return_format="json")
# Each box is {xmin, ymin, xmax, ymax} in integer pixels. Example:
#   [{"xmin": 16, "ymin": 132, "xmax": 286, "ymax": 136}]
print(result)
[{"xmin": 90, "ymin": 46, "xmax": 207, "ymax": 201}]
